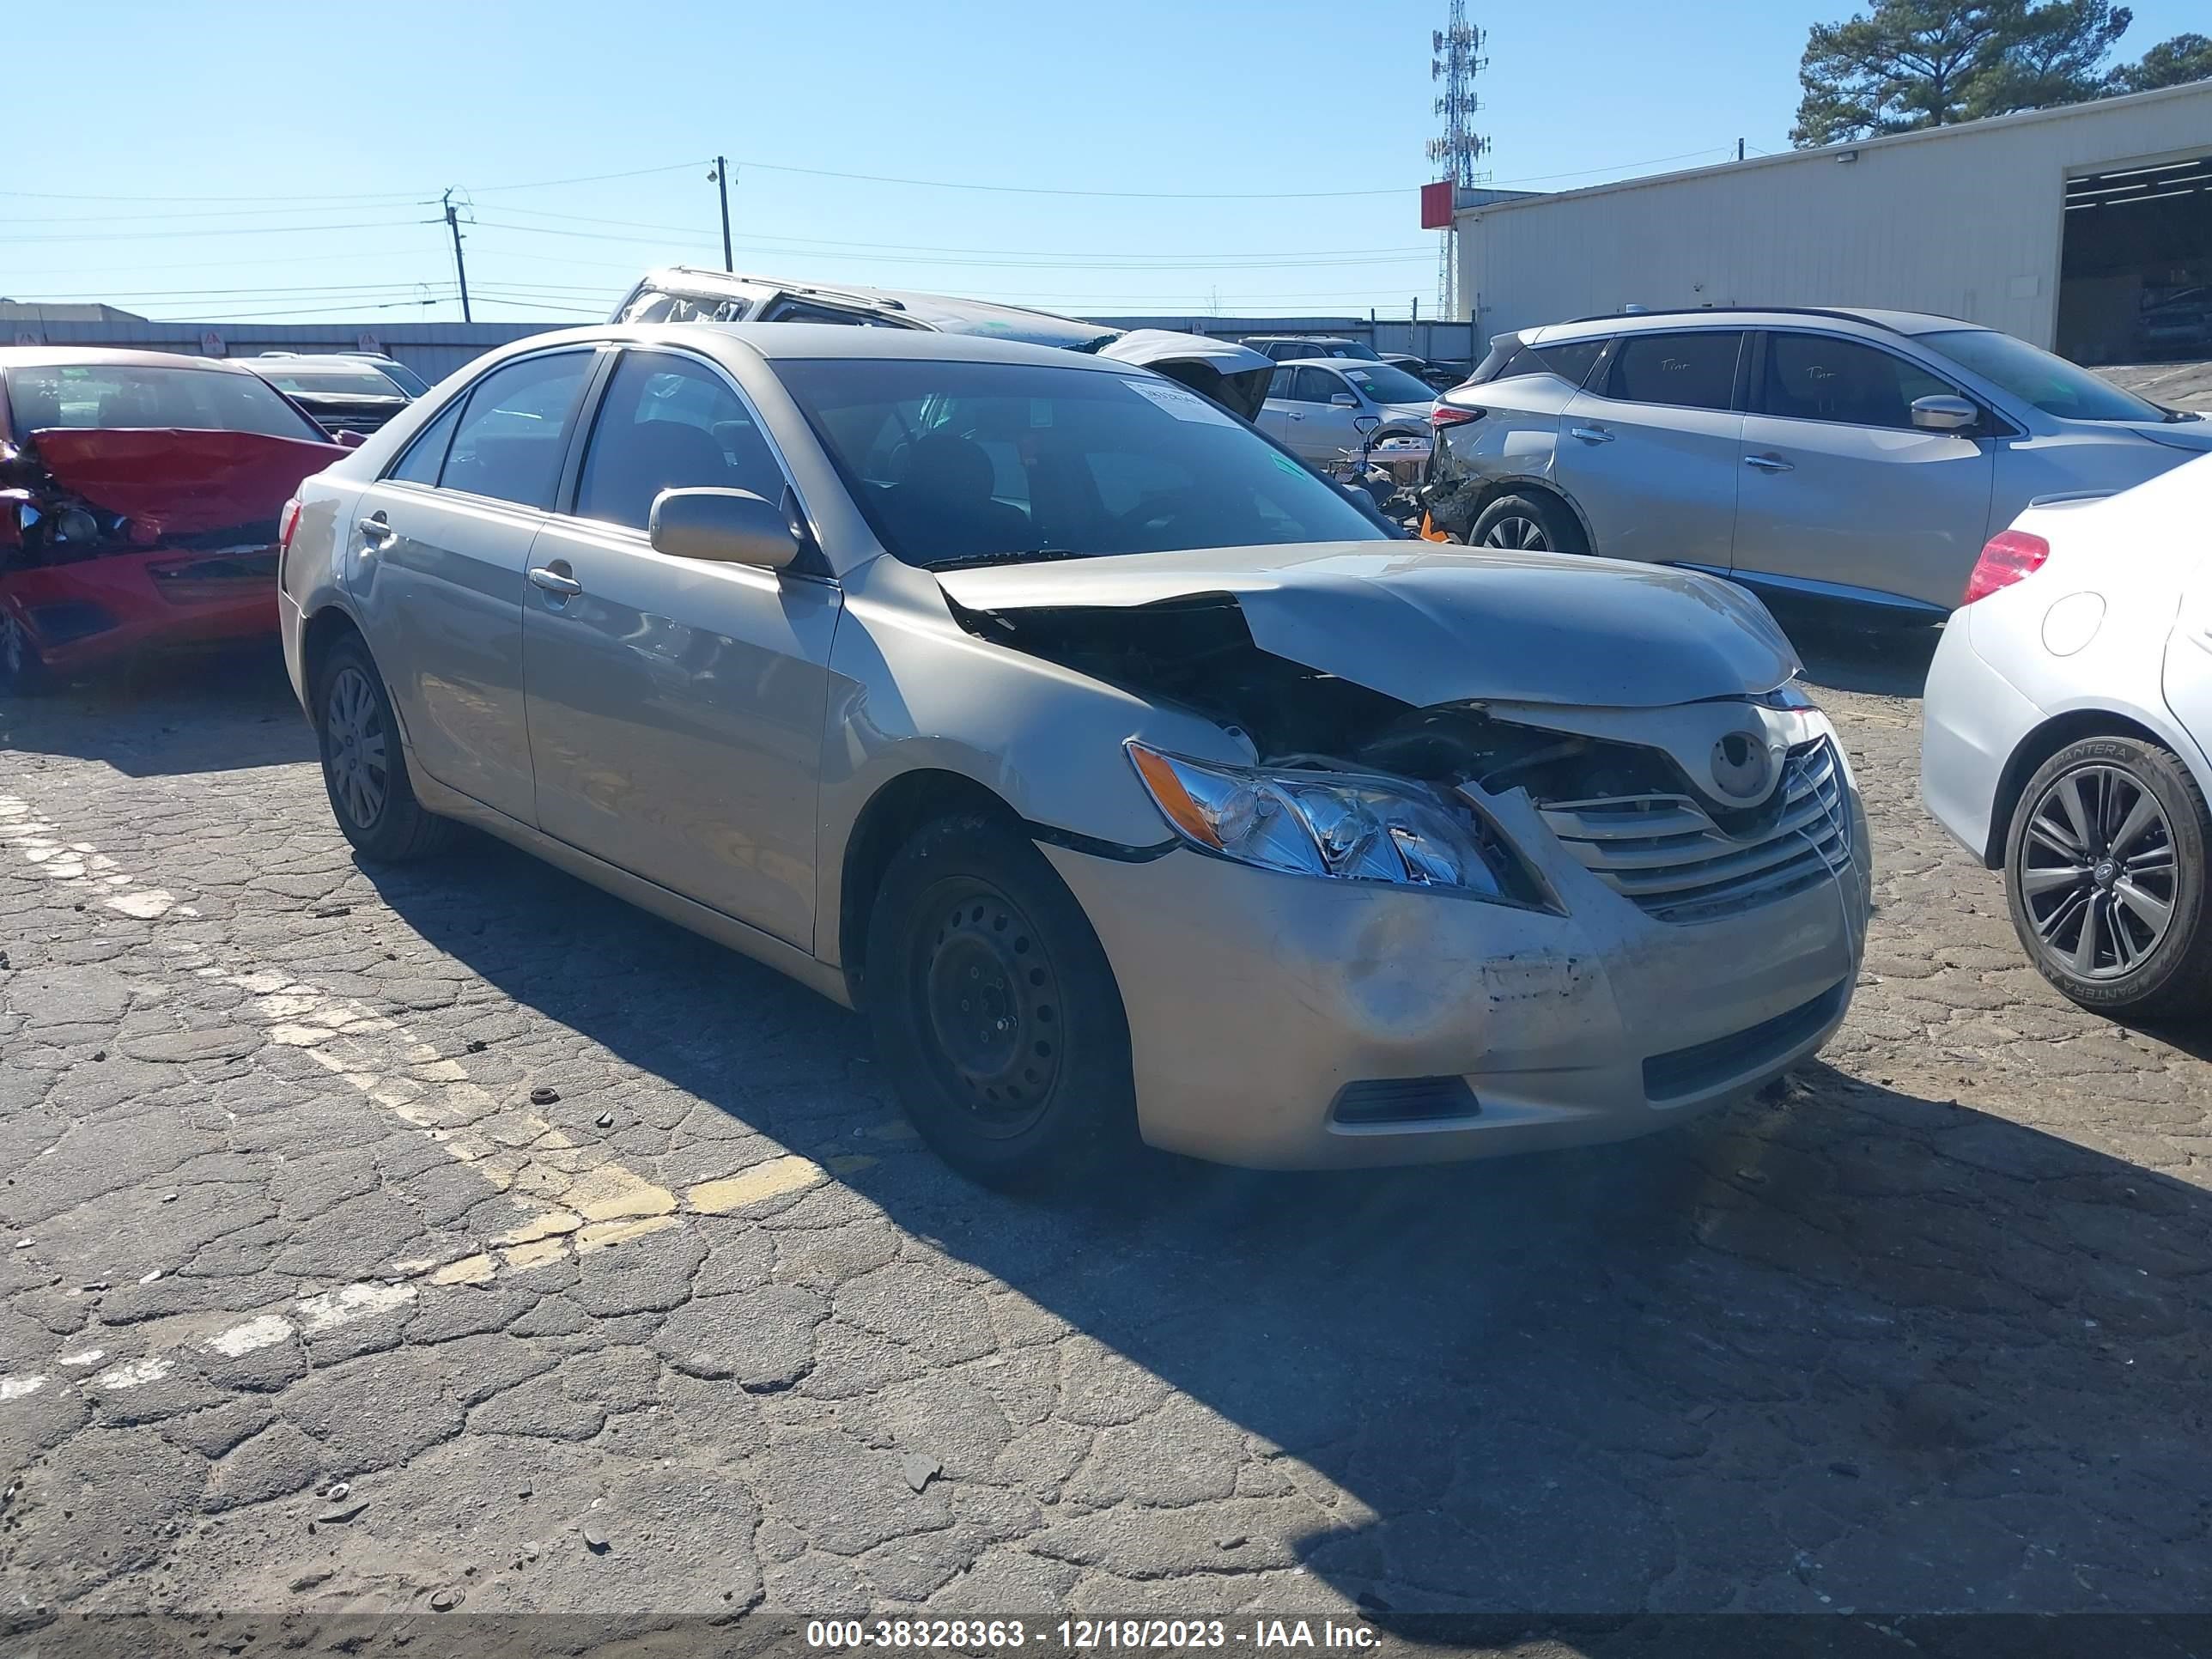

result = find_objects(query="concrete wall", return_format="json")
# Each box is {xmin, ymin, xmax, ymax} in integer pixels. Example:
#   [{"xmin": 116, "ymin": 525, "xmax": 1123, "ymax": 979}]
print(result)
[
  {"xmin": 1455, "ymin": 82, "xmax": 2212, "ymax": 349},
  {"xmin": 4, "ymin": 319, "xmax": 556, "ymax": 384}
]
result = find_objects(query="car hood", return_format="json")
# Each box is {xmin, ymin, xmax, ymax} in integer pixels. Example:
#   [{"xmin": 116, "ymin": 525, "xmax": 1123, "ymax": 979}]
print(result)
[
  {"xmin": 2131, "ymin": 416, "xmax": 2212, "ymax": 454},
  {"xmin": 28, "ymin": 428, "xmax": 340, "ymax": 534},
  {"xmin": 937, "ymin": 542, "xmax": 1799, "ymax": 708}
]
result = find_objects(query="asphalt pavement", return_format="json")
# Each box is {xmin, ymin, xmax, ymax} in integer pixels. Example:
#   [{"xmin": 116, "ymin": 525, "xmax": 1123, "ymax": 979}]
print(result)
[{"xmin": 2, "ymin": 617, "xmax": 2209, "ymax": 1639}]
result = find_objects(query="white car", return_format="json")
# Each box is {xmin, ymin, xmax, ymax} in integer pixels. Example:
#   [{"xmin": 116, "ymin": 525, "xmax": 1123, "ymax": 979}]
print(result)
[
  {"xmin": 1922, "ymin": 453, "xmax": 2212, "ymax": 1017},
  {"xmin": 1259, "ymin": 358, "xmax": 1436, "ymax": 463}
]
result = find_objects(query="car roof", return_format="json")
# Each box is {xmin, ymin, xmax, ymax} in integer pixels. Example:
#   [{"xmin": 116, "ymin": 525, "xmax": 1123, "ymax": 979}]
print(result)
[
  {"xmin": 506, "ymin": 322, "xmax": 1142, "ymax": 372},
  {"xmin": 1248, "ymin": 334, "xmax": 1358, "ymax": 344},
  {"xmin": 632, "ymin": 265, "xmax": 1114, "ymax": 349},
  {"xmin": 0, "ymin": 345, "xmax": 269, "ymax": 374},
  {"xmin": 242, "ymin": 354, "xmax": 404, "ymax": 373},
  {"xmin": 1524, "ymin": 307, "xmax": 1984, "ymax": 344}
]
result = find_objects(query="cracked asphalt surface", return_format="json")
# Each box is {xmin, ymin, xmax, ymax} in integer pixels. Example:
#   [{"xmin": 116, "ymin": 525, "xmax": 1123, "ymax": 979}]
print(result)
[{"xmin": 1, "ymin": 610, "xmax": 2209, "ymax": 1632}]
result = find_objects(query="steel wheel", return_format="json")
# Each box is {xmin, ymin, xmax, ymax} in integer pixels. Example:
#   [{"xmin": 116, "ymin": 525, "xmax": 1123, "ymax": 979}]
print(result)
[
  {"xmin": 1480, "ymin": 514, "xmax": 1547, "ymax": 550},
  {"xmin": 2018, "ymin": 762, "xmax": 2178, "ymax": 981},
  {"xmin": 912, "ymin": 875, "xmax": 1063, "ymax": 1139},
  {"xmin": 323, "ymin": 664, "xmax": 391, "ymax": 831}
]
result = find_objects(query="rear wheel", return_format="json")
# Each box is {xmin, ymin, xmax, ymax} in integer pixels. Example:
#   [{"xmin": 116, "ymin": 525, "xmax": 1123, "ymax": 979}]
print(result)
[
  {"xmin": 2005, "ymin": 735, "xmax": 2212, "ymax": 1019},
  {"xmin": 1471, "ymin": 492, "xmax": 1586, "ymax": 555},
  {"xmin": 315, "ymin": 634, "xmax": 451, "ymax": 862},
  {"xmin": 865, "ymin": 813, "xmax": 1137, "ymax": 1188},
  {"xmin": 0, "ymin": 609, "xmax": 46, "ymax": 695}
]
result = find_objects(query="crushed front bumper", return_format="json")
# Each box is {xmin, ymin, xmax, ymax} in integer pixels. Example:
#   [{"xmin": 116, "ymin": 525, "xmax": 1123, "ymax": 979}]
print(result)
[{"xmin": 1043, "ymin": 781, "xmax": 1871, "ymax": 1169}]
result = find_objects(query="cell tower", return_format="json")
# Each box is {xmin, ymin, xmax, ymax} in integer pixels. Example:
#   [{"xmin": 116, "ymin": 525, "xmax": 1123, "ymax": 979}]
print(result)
[{"xmin": 1427, "ymin": 0, "xmax": 1489, "ymax": 315}]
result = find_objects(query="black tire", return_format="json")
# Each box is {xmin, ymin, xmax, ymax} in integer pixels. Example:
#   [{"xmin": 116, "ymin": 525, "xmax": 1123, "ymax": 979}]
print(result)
[
  {"xmin": 0, "ymin": 609, "xmax": 47, "ymax": 696},
  {"xmin": 1470, "ymin": 491, "xmax": 1587, "ymax": 555},
  {"xmin": 864, "ymin": 812, "xmax": 1138, "ymax": 1188},
  {"xmin": 2004, "ymin": 734, "xmax": 2212, "ymax": 1020},
  {"xmin": 314, "ymin": 633, "xmax": 451, "ymax": 863}
]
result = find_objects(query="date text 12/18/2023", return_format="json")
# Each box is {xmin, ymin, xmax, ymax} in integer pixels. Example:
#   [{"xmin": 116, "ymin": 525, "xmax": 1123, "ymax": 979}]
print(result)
[{"xmin": 804, "ymin": 1619, "xmax": 1383, "ymax": 1650}]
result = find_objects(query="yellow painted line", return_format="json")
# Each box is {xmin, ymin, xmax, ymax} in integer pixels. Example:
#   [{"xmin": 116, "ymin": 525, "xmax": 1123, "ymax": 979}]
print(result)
[{"xmin": 685, "ymin": 1155, "xmax": 826, "ymax": 1215}]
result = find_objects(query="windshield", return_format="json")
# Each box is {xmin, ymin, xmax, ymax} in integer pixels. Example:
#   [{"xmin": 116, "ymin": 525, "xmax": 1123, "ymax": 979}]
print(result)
[
  {"xmin": 1342, "ymin": 363, "xmax": 1436, "ymax": 404},
  {"xmin": 1333, "ymin": 342, "xmax": 1382, "ymax": 362},
  {"xmin": 5, "ymin": 362, "xmax": 325, "ymax": 440},
  {"xmin": 356, "ymin": 359, "xmax": 429, "ymax": 397},
  {"xmin": 1922, "ymin": 329, "xmax": 2168, "ymax": 423},
  {"xmin": 777, "ymin": 357, "xmax": 1386, "ymax": 569},
  {"xmin": 256, "ymin": 366, "xmax": 407, "ymax": 399}
]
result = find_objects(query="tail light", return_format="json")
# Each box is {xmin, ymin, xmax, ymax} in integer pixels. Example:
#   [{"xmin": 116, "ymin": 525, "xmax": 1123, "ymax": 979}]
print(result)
[
  {"xmin": 1431, "ymin": 404, "xmax": 1484, "ymax": 429},
  {"xmin": 1962, "ymin": 529, "xmax": 2050, "ymax": 605},
  {"xmin": 276, "ymin": 498, "xmax": 302, "ymax": 584}
]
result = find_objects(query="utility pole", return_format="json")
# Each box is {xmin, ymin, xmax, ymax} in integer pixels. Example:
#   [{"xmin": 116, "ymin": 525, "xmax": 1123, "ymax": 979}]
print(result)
[
  {"xmin": 1737, "ymin": 137, "xmax": 1746, "ymax": 161},
  {"xmin": 712, "ymin": 157, "xmax": 733, "ymax": 272},
  {"xmin": 442, "ymin": 189, "xmax": 472, "ymax": 322}
]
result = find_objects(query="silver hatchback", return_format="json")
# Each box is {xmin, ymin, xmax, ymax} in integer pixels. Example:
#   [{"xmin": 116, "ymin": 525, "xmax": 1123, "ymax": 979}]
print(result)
[{"xmin": 1423, "ymin": 307, "xmax": 2212, "ymax": 613}]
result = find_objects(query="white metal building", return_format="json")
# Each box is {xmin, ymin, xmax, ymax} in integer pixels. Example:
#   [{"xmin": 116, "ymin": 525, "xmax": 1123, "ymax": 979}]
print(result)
[{"xmin": 1454, "ymin": 81, "xmax": 2212, "ymax": 364}]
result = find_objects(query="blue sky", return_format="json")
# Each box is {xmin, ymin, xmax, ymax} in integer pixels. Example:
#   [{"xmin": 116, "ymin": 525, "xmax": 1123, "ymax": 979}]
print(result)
[{"xmin": 8, "ymin": 0, "xmax": 2203, "ymax": 325}]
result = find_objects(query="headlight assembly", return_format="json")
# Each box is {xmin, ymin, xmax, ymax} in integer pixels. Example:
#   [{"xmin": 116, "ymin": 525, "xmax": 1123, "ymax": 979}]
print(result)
[{"xmin": 1127, "ymin": 741, "xmax": 1540, "ymax": 903}]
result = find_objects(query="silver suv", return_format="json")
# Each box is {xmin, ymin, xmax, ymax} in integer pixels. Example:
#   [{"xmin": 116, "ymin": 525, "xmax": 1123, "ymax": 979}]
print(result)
[{"xmin": 1423, "ymin": 307, "xmax": 2212, "ymax": 613}]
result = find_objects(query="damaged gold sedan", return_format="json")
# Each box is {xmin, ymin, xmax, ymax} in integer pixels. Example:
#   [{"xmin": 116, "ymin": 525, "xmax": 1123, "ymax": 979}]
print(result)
[{"xmin": 279, "ymin": 325, "xmax": 1871, "ymax": 1185}]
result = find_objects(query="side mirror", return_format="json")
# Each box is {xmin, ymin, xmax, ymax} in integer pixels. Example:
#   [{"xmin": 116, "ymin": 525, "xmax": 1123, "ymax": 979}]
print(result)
[
  {"xmin": 648, "ymin": 487, "xmax": 799, "ymax": 570},
  {"xmin": 1353, "ymin": 415, "xmax": 1382, "ymax": 435},
  {"xmin": 333, "ymin": 429, "xmax": 366, "ymax": 450},
  {"xmin": 1330, "ymin": 392, "xmax": 1359, "ymax": 409},
  {"xmin": 1911, "ymin": 393, "xmax": 1979, "ymax": 433}
]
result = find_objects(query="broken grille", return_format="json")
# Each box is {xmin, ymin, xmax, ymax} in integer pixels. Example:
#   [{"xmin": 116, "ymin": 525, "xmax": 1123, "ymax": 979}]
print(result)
[{"xmin": 1537, "ymin": 739, "xmax": 1851, "ymax": 925}]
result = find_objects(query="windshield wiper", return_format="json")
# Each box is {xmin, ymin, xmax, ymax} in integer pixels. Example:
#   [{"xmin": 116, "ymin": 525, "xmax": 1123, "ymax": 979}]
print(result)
[{"xmin": 927, "ymin": 548, "xmax": 1091, "ymax": 572}]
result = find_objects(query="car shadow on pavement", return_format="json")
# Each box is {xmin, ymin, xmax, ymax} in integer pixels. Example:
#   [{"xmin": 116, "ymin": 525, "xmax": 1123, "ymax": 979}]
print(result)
[
  {"xmin": 0, "ymin": 643, "xmax": 311, "ymax": 776},
  {"xmin": 1764, "ymin": 596, "xmax": 1944, "ymax": 701},
  {"xmin": 362, "ymin": 831, "xmax": 2212, "ymax": 1617}
]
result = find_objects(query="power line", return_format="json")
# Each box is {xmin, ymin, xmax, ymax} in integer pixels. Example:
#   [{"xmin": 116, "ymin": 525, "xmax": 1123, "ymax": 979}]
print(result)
[
  {"xmin": 464, "ymin": 217, "xmax": 1434, "ymax": 270},
  {"xmin": 0, "ymin": 217, "xmax": 427, "ymax": 246},
  {"xmin": 483, "ymin": 203, "xmax": 1437, "ymax": 258}
]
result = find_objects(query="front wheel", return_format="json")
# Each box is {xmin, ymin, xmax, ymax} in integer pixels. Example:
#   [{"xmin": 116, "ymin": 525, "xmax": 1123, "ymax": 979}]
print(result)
[
  {"xmin": 1470, "ymin": 492, "xmax": 1586, "ymax": 555},
  {"xmin": 315, "ymin": 634, "xmax": 451, "ymax": 863},
  {"xmin": 0, "ymin": 608, "xmax": 47, "ymax": 695},
  {"xmin": 864, "ymin": 814, "xmax": 1138, "ymax": 1188},
  {"xmin": 2005, "ymin": 735, "xmax": 2212, "ymax": 1019}
]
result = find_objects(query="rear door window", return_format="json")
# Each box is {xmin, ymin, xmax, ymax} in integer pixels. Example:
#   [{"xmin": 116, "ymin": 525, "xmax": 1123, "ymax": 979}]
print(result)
[
  {"xmin": 1759, "ymin": 332, "xmax": 1954, "ymax": 429},
  {"xmin": 436, "ymin": 352, "xmax": 593, "ymax": 510},
  {"xmin": 1605, "ymin": 331, "xmax": 1744, "ymax": 411}
]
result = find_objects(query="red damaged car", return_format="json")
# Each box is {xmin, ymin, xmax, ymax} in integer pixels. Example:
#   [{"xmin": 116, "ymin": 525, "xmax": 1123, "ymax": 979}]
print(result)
[{"xmin": 0, "ymin": 348, "xmax": 342, "ymax": 691}]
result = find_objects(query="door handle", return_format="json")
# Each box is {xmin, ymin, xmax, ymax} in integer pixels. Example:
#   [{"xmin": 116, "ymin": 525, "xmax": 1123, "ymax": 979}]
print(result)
[
  {"xmin": 527, "ymin": 566, "xmax": 582, "ymax": 598},
  {"xmin": 356, "ymin": 514, "xmax": 395, "ymax": 546},
  {"xmin": 1568, "ymin": 425, "xmax": 1613, "ymax": 444},
  {"xmin": 1744, "ymin": 453, "xmax": 1795, "ymax": 472},
  {"xmin": 1285, "ymin": 410, "xmax": 1305, "ymax": 421}
]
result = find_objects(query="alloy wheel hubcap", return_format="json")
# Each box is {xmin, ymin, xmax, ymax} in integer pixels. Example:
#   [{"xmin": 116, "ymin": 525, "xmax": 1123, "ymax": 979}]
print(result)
[
  {"xmin": 2020, "ymin": 763, "xmax": 2178, "ymax": 981},
  {"xmin": 324, "ymin": 666, "xmax": 390, "ymax": 830},
  {"xmin": 1482, "ymin": 515, "xmax": 1547, "ymax": 550},
  {"xmin": 918, "ymin": 882, "xmax": 1061, "ymax": 1136}
]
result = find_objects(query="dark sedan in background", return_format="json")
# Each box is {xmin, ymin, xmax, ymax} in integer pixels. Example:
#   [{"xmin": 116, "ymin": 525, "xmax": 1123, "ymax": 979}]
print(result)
[{"xmin": 242, "ymin": 355, "xmax": 414, "ymax": 439}]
